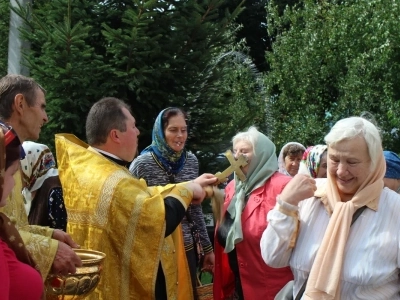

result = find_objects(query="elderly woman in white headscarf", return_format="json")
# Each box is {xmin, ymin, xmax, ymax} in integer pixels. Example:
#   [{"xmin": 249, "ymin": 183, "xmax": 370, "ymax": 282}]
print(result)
[
  {"xmin": 278, "ymin": 142, "xmax": 306, "ymax": 177},
  {"xmin": 261, "ymin": 117, "xmax": 400, "ymax": 299},
  {"xmin": 214, "ymin": 126, "xmax": 293, "ymax": 300},
  {"xmin": 21, "ymin": 141, "xmax": 67, "ymax": 231}
]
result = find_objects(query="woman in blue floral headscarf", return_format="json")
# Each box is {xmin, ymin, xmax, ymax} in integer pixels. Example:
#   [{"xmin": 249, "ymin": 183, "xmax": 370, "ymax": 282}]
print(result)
[
  {"xmin": 298, "ymin": 145, "xmax": 328, "ymax": 178},
  {"xmin": 130, "ymin": 107, "xmax": 214, "ymax": 299}
]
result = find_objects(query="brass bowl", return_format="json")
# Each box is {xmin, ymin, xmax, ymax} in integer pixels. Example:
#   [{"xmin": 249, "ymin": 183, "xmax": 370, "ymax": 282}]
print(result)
[{"xmin": 45, "ymin": 249, "xmax": 106, "ymax": 300}]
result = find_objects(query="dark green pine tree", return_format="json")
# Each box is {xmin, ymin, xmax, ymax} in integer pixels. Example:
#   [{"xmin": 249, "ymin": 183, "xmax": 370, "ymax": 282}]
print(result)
[
  {"xmin": 13, "ymin": 0, "xmax": 251, "ymax": 160},
  {"xmin": 13, "ymin": 0, "xmax": 112, "ymax": 146},
  {"xmin": 0, "ymin": 0, "xmax": 10, "ymax": 76}
]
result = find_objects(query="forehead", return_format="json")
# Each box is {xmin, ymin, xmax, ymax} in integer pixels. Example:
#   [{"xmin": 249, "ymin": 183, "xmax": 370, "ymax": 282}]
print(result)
[
  {"xmin": 234, "ymin": 140, "xmax": 252, "ymax": 149},
  {"xmin": 328, "ymin": 137, "xmax": 369, "ymax": 158},
  {"xmin": 286, "ymin": 153, "xmax": 303, "ymax": 159},
  {"xmin": 166, "ymin": 114, "xmax": 187, "ymax": 127}
]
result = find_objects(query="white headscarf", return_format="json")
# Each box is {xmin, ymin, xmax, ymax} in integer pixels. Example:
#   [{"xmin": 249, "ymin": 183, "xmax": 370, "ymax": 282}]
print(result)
[
  {"xmin": 277, "ymin": 142, "xmax": 306, "ymax": 176},
  {"xmin": 20, "ymin": 142, "xmax": 58, "ymax": 215}
]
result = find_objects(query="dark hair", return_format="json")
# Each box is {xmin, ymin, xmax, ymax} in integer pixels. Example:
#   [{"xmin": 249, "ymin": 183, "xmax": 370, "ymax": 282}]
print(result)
[
  {"xmin": 0, "ymin": 125, "xmax": 22, "ymax": 169},
  {"xmin": 161, "ymin": 107, "xmax": 188, "ymax": 130},
  {"xmin": 0, "ymin": 75, "xmax": 45, "ymax": 120},
  {"xmin": 283, "ymin": 144, "xmax": 305, "ymax": 158},
  {"xmin": 86, "ymin": 97, "xmax": 132, "ymax": 145}
]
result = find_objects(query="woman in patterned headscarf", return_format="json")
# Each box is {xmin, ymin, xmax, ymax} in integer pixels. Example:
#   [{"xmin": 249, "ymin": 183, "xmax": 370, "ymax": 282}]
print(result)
[
  {"xmin": 20, "ymin": 141, "xmax": 67, "ymax": 231},
  {"xmin": 0, "ymin": 124, "xmax": 44, "ymax": 299},
  {"xmin": 298, "ymin": 145, "xmax": 328, "ymax": 178},
  {"xmin": 130, "ymin": 107, "xmax": 214, "ymax": 299}
]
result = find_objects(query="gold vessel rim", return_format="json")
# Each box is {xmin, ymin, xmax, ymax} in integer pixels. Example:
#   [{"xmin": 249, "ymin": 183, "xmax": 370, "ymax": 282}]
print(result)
[{"xmin": 73, "ymin": 248, "xmax": 106, "ymax": 264}]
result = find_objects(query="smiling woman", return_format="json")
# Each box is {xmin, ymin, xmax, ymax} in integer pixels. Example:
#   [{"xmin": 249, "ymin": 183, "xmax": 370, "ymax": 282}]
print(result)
[
  {"xmin": 261, "ymin": 116, "xmax": 400, "ymax": 299},
  {"xmin": 129, "ymin": 107, "xmax": 214, "ymax": 300}
]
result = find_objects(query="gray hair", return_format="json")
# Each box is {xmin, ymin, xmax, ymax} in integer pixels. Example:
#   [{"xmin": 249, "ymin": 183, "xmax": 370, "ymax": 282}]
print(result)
[
  {"xmin": 232, "ymin": 126, "xmax": 259, "ymax": 156},
  {"xmin": 324, "ymin": 117, "xmax": 382, "ymax": 170}
]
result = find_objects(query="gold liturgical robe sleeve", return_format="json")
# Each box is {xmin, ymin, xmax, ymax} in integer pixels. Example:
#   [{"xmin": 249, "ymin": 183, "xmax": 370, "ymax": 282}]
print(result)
[
  {"xmin": 56, "ymin": 134, "xmax": 193, "ymax": 300},
  {"xmin": 0, "ymin": 171, "xmax": 58, "ymax": 279}
]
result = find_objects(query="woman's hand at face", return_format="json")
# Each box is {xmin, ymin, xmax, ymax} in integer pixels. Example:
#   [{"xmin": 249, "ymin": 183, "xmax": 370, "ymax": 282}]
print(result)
[{"xmin": 280, "ymin": 174, "xmax": 317, "ymax": 206}]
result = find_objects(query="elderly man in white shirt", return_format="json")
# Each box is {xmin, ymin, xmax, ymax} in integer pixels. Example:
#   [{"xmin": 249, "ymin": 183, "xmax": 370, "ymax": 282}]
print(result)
[{"xmin": 261, "ymin": 116, "xmax": 400, "ymax": 300}]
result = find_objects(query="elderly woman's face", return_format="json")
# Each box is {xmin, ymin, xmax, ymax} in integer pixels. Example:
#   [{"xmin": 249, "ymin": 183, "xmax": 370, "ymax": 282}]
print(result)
[
  {"xmin": 284, "ymin": 153, "xmax": 303, "ymax": 176},
  {"xmin": 233, "ymin": 140, "xmax": 253, "ymax": 175},
  {"xmin": 327, "ymin": 136, "xmax": 371, "ymax": 201}
]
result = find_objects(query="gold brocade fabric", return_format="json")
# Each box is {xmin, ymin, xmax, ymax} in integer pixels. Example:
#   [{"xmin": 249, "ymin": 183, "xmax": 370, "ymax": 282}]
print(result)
[
  {"xmin": 55, "ymin": 134, "xmax": 193, "ymax": 300},
  {"xmin": 0, "ymin": 170, "xmax": 57, "ymax": 280}
]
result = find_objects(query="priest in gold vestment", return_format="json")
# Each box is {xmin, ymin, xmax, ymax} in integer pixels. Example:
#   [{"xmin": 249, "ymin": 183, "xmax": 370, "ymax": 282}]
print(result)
[{"xmin": 56, "ymin": 97, "xmax": 216, "ymax": 300}]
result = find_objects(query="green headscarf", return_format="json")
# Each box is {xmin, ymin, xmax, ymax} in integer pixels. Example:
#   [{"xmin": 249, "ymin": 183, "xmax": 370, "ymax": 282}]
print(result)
[{"xmin": 224, "ymin": 127, "xmax": 279, "ymax": 253}]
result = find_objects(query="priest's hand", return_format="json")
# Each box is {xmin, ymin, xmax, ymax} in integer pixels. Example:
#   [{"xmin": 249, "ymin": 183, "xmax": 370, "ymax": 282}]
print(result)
[
  {"xmin": 193, "ymin": 173, "xmax": 218, "ymax": 187},
  {"xmin": 51, "ymin": 241, "xmax": 82, "ymax": 275},
  {"xmin": 187, "ymin": 181, "xmax": 206, "ymax": 205},
  {"xmin": 52, "ymin": 229, "xmax": 80, "ymax": 248}
]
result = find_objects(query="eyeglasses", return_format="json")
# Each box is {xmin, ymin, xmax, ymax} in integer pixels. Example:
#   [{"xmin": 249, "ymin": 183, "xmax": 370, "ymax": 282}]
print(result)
[{"xmin": 0, "ymin": 122, "xmax": 25, "ymax": 159}]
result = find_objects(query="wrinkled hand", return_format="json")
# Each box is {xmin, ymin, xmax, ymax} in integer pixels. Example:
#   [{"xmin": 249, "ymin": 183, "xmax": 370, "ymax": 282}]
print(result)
[
  {"xmin": 51, "ymin": 241, "xmax": 82, "ymax": 275},
  {"xmin": 52, "ymin": 229, "xmax": 80, "ymax": 248},
  {"xmin": 193, "ymin": 173, "xmax": 218, "ymax": 187},
  {"xmin": 186, "ymin": 181, "xmax": 206, "ymax": 205},
  {"xmin": 201, "ymin": 251, "xmax": 215, "ymax": 274},
  {"xmin": 280, "ymin": 174, "xmax": 317, "ymax": 206}
]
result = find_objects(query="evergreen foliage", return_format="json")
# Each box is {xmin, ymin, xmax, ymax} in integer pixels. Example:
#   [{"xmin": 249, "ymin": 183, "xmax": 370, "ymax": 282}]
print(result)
[
  {"xmin": 0, "ymin": 0, "xmax": 10, "ymax": 76},
  {"xmin": 8, "ymin": 0, "xmax": 274, "ymax": 174},
  {"xmin": 266, "ymin": 0, "xmax": 400, "ymax": 152}
]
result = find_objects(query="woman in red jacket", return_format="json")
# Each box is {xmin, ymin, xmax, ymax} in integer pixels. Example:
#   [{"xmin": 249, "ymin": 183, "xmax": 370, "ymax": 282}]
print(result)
[{"xmin": 214, "ymin": 126, "xmax": 293, "ymax": 300}]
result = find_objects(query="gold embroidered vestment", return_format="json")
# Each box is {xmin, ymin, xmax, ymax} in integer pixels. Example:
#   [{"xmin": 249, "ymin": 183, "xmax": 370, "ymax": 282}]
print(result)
[{"xmin": 55, "ymin": 134, "xmax": 193, "ymax": 300}]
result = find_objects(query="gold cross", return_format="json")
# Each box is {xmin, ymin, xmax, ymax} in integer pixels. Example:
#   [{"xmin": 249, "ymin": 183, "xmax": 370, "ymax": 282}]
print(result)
[{"xmin": 215, "ymin": 150, "xmax": 248, "ymax": 182}]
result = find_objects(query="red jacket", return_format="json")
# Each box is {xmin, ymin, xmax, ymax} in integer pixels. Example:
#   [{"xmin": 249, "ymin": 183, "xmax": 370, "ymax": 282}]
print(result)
[{"xmin": 213, "ymin": 172, "xmax": 294, "ymax": 300}]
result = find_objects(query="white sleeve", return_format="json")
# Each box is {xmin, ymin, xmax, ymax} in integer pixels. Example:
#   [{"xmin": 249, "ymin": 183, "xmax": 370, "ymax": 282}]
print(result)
[{"xmin": 260, "ymin": 198, "xmax": 299, "ymax": 268}]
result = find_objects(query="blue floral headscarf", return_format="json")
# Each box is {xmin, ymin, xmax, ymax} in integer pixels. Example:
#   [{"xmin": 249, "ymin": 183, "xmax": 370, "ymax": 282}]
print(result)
[{"xmin": 141, "ymin": 108, "xmax": 187, "ymax": 175}]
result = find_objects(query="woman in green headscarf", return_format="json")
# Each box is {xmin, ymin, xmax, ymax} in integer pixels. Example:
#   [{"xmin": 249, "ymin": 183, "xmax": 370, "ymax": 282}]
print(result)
[{"xmin": 213, "ymin": 126, "xmax": 293, "ymax": 300}]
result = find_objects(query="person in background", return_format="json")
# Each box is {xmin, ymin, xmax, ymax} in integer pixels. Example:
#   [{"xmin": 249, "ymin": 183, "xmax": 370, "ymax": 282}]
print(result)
[
  {"xmin": 214, "ymin": 126, "xmax": 293, "ymax": 300},
  {"xmin": 0, "ymin": 124, "xmax": 43, "ymax": 299},
  {"xmin": 383, "ymin": 150, "xmax": 400, "ymax": 193},
  {"xmin": 261, "ymin": 117, "xmax": 400, "ymax": 299},
  {"xmin": 130, "ymin": 107, "xmax": 214, "ymax": 299},
  {"xmin": 278, "ymin": 142, "xmax": 306, "ymax": 177},
  {"xmin": 298, "ymin": 145, "xmax": 328, "ymax": 178},
  {"xmin": 0, "ymin": 74, "xmax": 81, "ymax": 278},
  {"xmin": 21, "ymin": 141, "xmax": 67, "ymax": 231}
]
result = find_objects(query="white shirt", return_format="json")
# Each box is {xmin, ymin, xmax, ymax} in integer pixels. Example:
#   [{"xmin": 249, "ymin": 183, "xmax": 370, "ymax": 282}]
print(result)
[{"xmin": 261, "ymin": 182, "xmax": 400, "ymax": 299}]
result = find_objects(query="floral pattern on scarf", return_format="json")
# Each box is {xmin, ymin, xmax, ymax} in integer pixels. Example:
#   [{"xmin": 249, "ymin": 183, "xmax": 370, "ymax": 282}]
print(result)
[{"xmin": 298, "ymin": 145, "xmax": 328, "ymax": 178}]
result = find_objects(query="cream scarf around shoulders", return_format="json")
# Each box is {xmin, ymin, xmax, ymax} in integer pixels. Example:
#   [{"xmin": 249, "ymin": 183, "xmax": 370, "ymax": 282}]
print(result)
[{"xmin": 305, "ymin": 152, "xmax": 385, "ymax": 300}]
